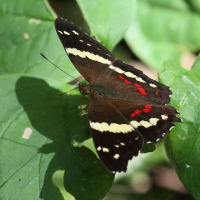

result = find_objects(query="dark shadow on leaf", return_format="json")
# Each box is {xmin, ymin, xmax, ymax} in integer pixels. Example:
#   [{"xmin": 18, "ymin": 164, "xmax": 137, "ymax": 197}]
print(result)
[{"xmin": 15, "ymin": 76, "xmax": 114, "ymax": 200}]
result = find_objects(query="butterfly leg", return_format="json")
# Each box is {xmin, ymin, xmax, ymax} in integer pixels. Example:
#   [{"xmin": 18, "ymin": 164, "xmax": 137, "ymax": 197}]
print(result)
[{"xmin": 76, "ymin": 96, "xmax": 90, "ymax": 122}]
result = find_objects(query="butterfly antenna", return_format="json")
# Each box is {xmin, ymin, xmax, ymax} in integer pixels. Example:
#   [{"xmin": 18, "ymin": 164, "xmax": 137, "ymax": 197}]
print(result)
[
  {"xmin": 58, "ymin": 87, "xmax": 79, "ymax": 97},
  {"xmin": 40, "ymin": 53, "xmax": 81, "ymax": 83}
]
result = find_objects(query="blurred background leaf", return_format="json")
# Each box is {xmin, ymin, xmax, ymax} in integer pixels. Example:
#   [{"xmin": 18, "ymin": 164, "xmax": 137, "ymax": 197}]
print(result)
[{"xmin": 125, "ymin": 0, "xmax": 200, "ymax": 70}]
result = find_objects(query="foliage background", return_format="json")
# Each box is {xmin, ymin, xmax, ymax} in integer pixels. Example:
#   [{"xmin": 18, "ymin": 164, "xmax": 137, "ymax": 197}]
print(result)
[{"xmin": 0, "ymin": 0, "xmax": 200, "ymax": 199}]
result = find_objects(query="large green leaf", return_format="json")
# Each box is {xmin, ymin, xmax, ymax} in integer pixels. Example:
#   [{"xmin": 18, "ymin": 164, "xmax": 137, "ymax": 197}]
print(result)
[
  {"xmin": 138, "ymin": 0, "xmax": 190, "ymax": 11},
  {"xmin": 159, "ymin": 56, "xmax": 200, "ymax": 199},
  {"xmin": 0, "ymin": 0, "xmax": 114, "ymax": 199},
  {"xmin": 77, "ymin": 0, "xmax": 136, "ymax": 51},
  {"xmin": 187, "ymin": 0, "xmax": 200, "ymax": 13},
  {"xmin": 125, "ymin": 0, "xmax": 200, "ymax": 70}
]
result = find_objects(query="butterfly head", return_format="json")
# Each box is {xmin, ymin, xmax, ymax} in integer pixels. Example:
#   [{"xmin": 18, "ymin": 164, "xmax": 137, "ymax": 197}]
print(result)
[{"xmin": 79, "ymin": 83, "xmax": 91, "ymax": 96}]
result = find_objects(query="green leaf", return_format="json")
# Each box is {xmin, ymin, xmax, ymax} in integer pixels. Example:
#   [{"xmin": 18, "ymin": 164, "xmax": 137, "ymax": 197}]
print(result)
[
  {"xmin": 0, "ymin": 0, "xmax": 114, "ymax": 199},
  {"xmin": 77, "ymin": 0, "xmax": 136, "ymax": 50},
  {"xmin": 64, "ymin": 146, "xmax": 114, "ymax": 200},
  {"xmin": 191, "ymin": 53, "xmax": 200, "ymax": 75},
  {"xmin": 140, "ymin": 0, "xmax": 190, "ymax": 11},
  {"xmin": 158, "ymin": 58, "xmax": 200, "ymax": 199},
  {"xmin": 187, "ymin": 0, "xmax": 200, "ymax": 13},
  {"xmin": 140, "ymin": 143, "xmax": 156, "ymax": 153},
  {"xmin": 125, "ymin": 20, "xmax": 184, "ymax": 70},
  {"xmin": 125, "ymin": 0, "xmax": 200, "ymax": 70}
]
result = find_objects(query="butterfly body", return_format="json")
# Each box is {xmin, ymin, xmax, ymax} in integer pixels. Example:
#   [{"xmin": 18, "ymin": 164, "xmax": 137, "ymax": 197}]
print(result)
[
  {"xmin": 55, "ymin": 17, "xmax": 182, "ymax": 172},
  {"xmin": 79, "ymin": 83, "xmax": 114, "ymax": 98}
]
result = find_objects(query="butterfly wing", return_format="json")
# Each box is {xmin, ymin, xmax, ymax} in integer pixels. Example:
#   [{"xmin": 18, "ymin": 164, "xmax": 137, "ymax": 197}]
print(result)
[
  {"xmin": 55, "ymin": 17, "xmax": 182, "ymax": 173},
  {"xmin": 87, "ymin": 81, "xmax": 181, "ymax": 172},
  {"xmin": 88, "ymin": 96, "xmax": 143, "ymax": 172},
  {"xmin": 95, "ymin": 59, "xmax": 182, "ymax": 143},
  {"xmin": 55, "ymin": 17, "xmax": 115, "ymax": 83}
]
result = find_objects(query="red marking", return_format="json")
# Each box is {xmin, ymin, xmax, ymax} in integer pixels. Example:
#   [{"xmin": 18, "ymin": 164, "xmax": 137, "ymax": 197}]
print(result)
[
  {"xmin": 118, "ymin": 75, "xmax": 124, "ymax": 80},
  {"xmin": 119, "ymin": 75, "xmax": 132, "ymax": 85},
  {"xmin": 118, "ymin": 75, "xmax": 148, "ymax": 96},
  {"xmin": 135, "ymin": 109, "xmax": 142, "ymax": 115},
  {"xmin": 138, "ymin": 88, "xmax": 147, "ymax": 96},
  {"xmin": 130, "ymin": 113, "xmax": 136, "ymax": 117},
  {"xmin": 133, "ymin": 83, "xmax": 141, "ymax": 88},
  {"xmin": 130, "ymin": 104, "xmax": 152, "ymax": 117},
  {"xmin": 130, "ymin": 110, "xmax": 142, "ymax": 117},
  {"xmin": 143, "ymin": 104, "xmax": 152, "ymax": 113},
  {"xmin": 134, "ymin": 83, "xmax": 147, "ymax": 96},
  {"xmin": 124, "ymin": 79, "xmax": 132, "ymax": 84},
  {"xmin": 143, "ymin": 108, "xmax": 151, "ymax": 113},
  {"xmin": 156, "ymin": 92, "xmax": 159, "ymax": 96},
  {"xmin": 162, "ymin": 107, "xmax": 166, "ymax": 111},
  {"xmin": 145, "ymin": 104, "xmax": 152, "ymax": 109}
]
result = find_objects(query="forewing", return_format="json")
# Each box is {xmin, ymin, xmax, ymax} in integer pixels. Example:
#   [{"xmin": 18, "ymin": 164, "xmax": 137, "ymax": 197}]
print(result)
[
  {"xmin": 55, "ymin": 17, "xmax": 115, "ymax": 83},
  {"xmin": 96, "ymin": 59, "xmax": 173, "ymax": 105}
]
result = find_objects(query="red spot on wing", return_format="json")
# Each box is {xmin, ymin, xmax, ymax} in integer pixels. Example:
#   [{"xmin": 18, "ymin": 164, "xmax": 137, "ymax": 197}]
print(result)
[
  {"xmin": 143, "ymin": 108, "xmax": 151, "ymax": 113},
  {"xmin": 145, "ymin": 104, "xmax": 152, "ymax": 109},
  {"xmin": 130, "ymin": 110, "xmax": 142, "ymax": 117},
  {"xmin": 118, "ymin": 75, "xmax": 148, "ymax": 96},
  {"xmin": 130, "ymin": 113, "xmax": 136, "ymax": 117},
  {"xmin": 133, "ymin": 83, "xmax": 141, "ymax": 88},
  {"xmin": 138, "ymin": 88, "xmax": 147, "ymax": 96},
  {"xmin": 133, "ymin": 82, "xmax": 147, "ymax": 96},
  {"xmin": 118, "ymin": 75, "xmax": 124, "ymax": 80},
  {"xmin": 135, "ymin": 109, "xmax": 142, "ymax": 115},
  {"xmin": 130, "ymin": 104, "xmax": 152, "ymax": 117},
  {"xmin": 119, "ymin": 75, "xmax": 132, "ymax": 84},
  {"xmin": 156, "ymin": 91, "xmax": 159, "ymax": 96},
  {"xmin": 124, "ymin": 79, "xmax": 132, "ymax": 84}
]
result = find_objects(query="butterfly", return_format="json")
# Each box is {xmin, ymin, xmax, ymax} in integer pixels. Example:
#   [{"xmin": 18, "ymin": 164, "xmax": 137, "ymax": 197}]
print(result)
[{"xmin": 55, "ymin": 17, "xmax": 182, "ymax": 173}]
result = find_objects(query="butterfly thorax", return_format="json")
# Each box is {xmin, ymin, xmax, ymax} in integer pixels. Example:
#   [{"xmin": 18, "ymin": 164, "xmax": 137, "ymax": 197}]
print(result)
[{"xmin": 79, "ymin": 83, "xmax": 117, "ymax": 99}]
